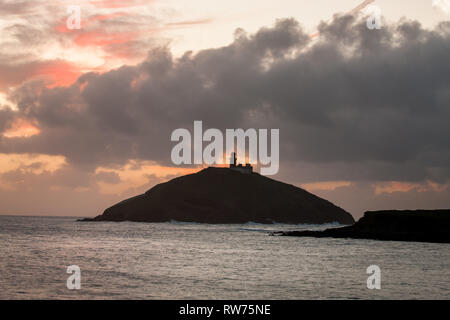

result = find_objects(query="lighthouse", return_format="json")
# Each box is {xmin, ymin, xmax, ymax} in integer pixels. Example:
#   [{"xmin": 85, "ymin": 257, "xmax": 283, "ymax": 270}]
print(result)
[
  {"xmin": 229, "ymin": 152, "xmax": 253, "ymax": 173},
  {"xmin": 230, "ymin": 152, "xmax": 237, "ymax": 167}
]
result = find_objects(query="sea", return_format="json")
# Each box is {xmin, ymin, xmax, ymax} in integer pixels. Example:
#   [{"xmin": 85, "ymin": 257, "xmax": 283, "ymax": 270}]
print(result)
[{"xmin": 0, "ymin": 215, "xmax": 448, "ymax": 299}]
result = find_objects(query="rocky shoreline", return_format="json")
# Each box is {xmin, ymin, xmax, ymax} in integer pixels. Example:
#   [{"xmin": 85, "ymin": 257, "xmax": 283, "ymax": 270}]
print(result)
[{"xmin": 272, "ymin": 209, "xmax": 450, "ymax": 243}]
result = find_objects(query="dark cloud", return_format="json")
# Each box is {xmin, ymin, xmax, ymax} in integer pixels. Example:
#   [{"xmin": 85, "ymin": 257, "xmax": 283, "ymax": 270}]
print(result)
[
  {"xmin": 2, "ymin": 15, "xmax": 450, "ymax": 188},
  {"xmin": 0, "ymin": 1, "xmax": 35, "ymax": 15},
  {"xmin": 0, "ymin": 108, "xmax": 14, "ymax": 132}
]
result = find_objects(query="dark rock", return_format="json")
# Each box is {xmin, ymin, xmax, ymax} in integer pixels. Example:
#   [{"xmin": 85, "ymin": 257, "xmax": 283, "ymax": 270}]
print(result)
[
  {"xmin": 85, "ymin": 167, "xmax": 354, "ymax": 224},
  {"xmin": 274, "ymin": 209, "xmax": 450, "ymax": 243}
]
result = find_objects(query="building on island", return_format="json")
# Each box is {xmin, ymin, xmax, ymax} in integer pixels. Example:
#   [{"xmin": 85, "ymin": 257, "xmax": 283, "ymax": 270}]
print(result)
[{"xmin": 229, "ymin": 152, "xmax": 253, "ymax": 174}]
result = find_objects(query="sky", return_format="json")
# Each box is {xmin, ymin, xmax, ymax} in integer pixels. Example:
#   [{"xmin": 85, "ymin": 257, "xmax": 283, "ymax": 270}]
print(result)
[{"xmin": 1, "ymin": 0, "xmax": 450, "ymax": 219}]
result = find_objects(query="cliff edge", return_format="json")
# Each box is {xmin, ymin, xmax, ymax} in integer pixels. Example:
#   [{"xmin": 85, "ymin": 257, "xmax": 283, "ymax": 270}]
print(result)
[{"xmin": 274, "ymin": 209, "xmax": 450, "ymax": 243}]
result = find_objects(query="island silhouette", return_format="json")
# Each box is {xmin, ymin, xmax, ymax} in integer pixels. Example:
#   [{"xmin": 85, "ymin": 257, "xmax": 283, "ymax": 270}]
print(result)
[
  {"xmin": 80, "ymin": 153, "xmax": 450, "ymax": 244},
  {"xmin": 82, "ymin": 154, "xmax": 354, "ymax": 224}
]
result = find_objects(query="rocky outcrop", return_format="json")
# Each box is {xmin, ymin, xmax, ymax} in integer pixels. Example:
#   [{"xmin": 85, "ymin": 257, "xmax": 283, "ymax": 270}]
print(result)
[
  {"xmin": 273, "ymin": 210, "xmax": 450, "ymax": 243},
  {"xmin": 82, "ymin": 167, "xmax": 354, "ymax": 224}
]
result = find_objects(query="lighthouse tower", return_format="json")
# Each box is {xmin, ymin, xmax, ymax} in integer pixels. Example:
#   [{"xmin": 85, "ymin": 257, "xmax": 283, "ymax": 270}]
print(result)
[
  {"xmin": 230, "ymin": 152, "xmax": 237, "ymax": 167},
  {"xmin": 229, "ymin": 152, "xmax": 253, "ymax": 173}
]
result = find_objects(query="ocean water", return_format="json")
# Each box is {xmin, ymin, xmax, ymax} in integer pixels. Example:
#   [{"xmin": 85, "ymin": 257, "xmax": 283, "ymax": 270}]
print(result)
[{"xmin": 0, "ymin": 215, "xmax": 448, "ymax": 300}]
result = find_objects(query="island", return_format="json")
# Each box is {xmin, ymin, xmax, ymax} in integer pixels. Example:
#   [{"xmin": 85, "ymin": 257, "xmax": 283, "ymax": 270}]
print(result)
[
  {"xmin": 272, "ymin": 209, "xmax": 450, "ymax": 243},
  {"xmin": 81, "ymin": 162, "xmax": 354, "ymax": 224}
]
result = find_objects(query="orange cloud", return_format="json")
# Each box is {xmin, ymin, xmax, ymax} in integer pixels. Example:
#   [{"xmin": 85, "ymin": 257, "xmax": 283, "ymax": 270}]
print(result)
[
  {"xmin": 373, "ymin": 181, "xmax": 448, "ymax": 195},
  {"xmin": 427, "ymin": 181, "xmax": 448, "ymax": 192},
  {"xmin": 95, "ymin": 160, "xmax": 200, "ymax": 195},
  {"xmin": 74, "ymin": 30, "xmax": 141, "ymax": 47},
  {"xmin": 0, "ymin": 60, "xmax": 84, "ymax": 92},
  {"xmin": 54, "ymin": 19, "xmax": 78, "ymax": 34},
  {"xmin": 2, "ymin": 118, "xmax": 40, "ymax": 138},
  {"xmin": 0, "ymin": 153, "xmax": 66, "ymax": 175},
  {"xmin": 301, "ymin": 181, "xmax": 352, "ymax": 191},
  {"xmin": 32, "ymin": 60, "xmax": 83, "ymax": 88}
]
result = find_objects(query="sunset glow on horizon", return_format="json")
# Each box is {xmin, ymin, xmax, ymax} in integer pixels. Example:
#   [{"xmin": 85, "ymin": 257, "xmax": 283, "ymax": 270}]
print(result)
[{"xmin": 1, "ymin": 0, "xmax": 450, "ymax": 218}]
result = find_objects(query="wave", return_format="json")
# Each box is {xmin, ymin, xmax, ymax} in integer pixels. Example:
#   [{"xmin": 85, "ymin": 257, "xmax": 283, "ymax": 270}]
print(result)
[{"xmin": 167, "ymin": 219, "xmax": 343, "ymax": 226}]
